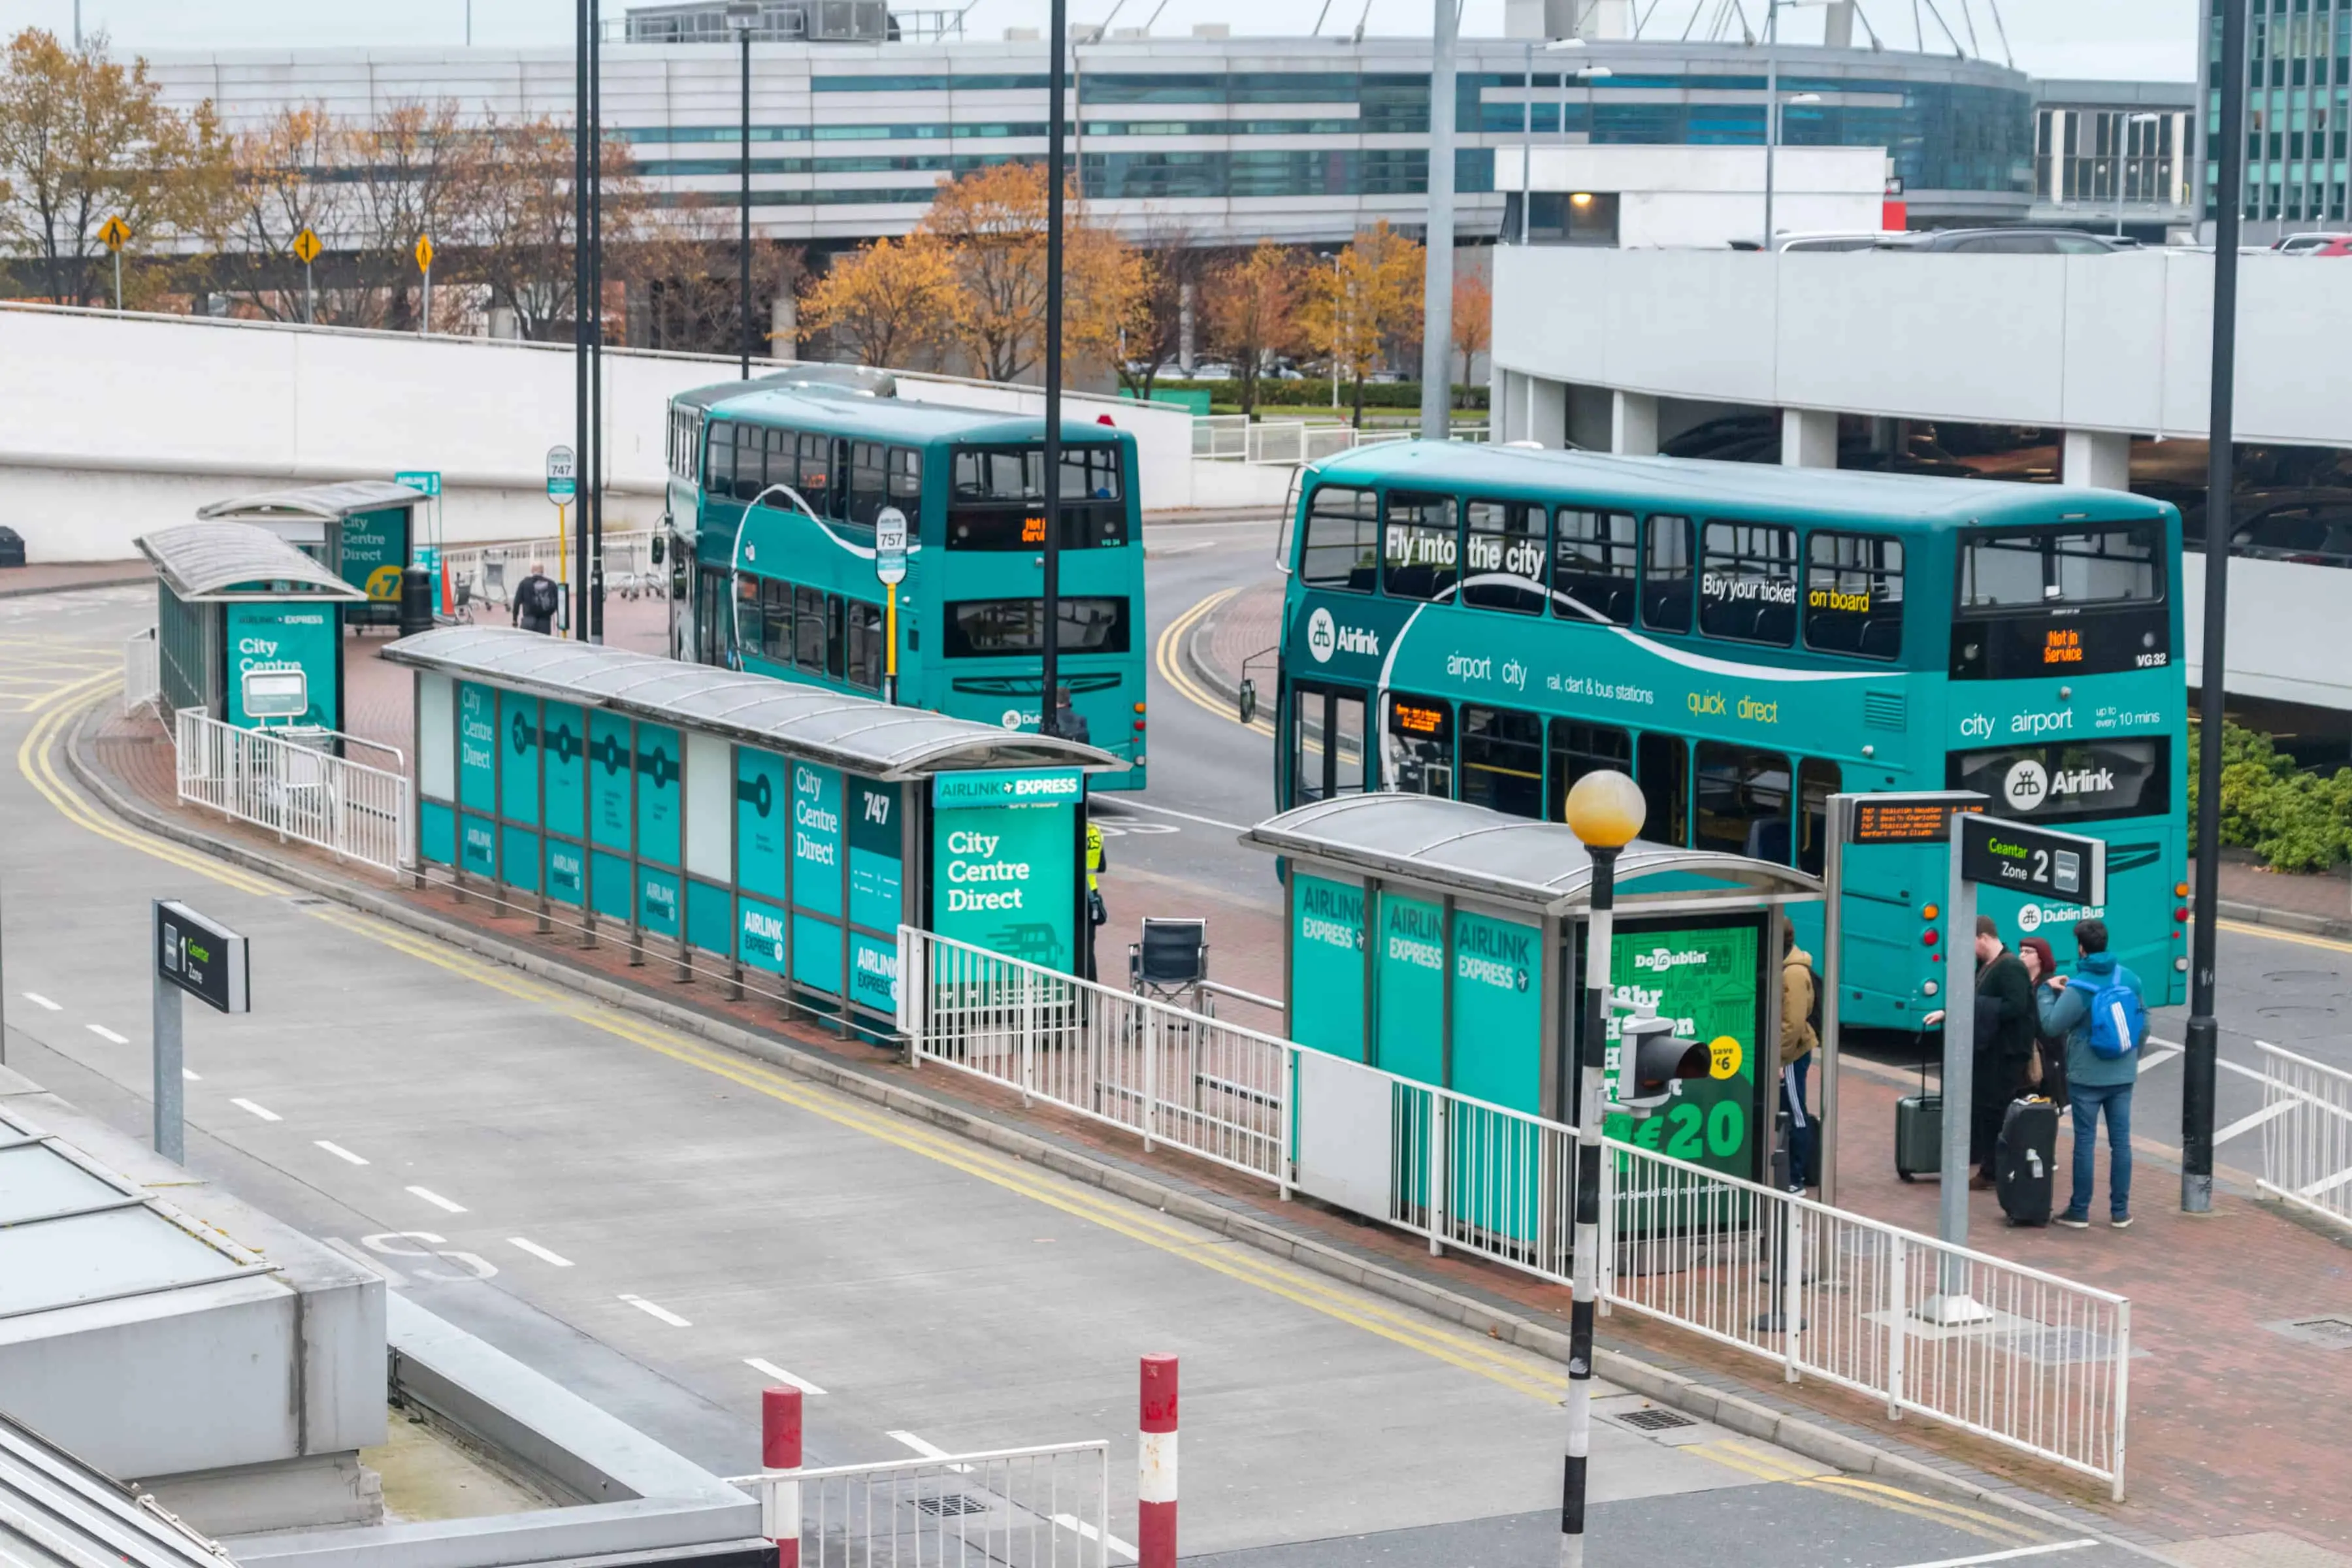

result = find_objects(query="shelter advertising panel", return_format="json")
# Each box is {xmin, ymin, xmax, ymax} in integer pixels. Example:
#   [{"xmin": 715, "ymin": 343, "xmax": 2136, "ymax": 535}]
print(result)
[
  {"xmin": 1289, "ymin": 874, "xmax": 1367, "ymax": 1062},
  {"xmin": 736, "ymin": 747, "xmax": 791, "ymax": 902},
  {"xmin": 1449, "ymin": 909, "xmax": 1542, "ymax": 1113},
  {"xmin": 1373, "ymin": 890, "xmax": 1445, "ymax": 1085},
  {"xmin": 929, "ymin": 770, "xmax": 1081, "ymax": 972},
  {"xmin": 1602, "ymin": 915, "xmax": 1767, "ymax": 1184},
  {"xmin": 544, "ymin": 702, "xmax": 586, "ymax": 839},
  {"xmin": 338, "ymin": 507, "xmax": 409, "ymax": 603},
  {"xmin": 589, "ymin": 711, "xmax": 632, "ymax": 850},
  {"xmin": 457, "ymin": 681, "xmax": 497, "ymax": 813},
  {"xmin": 792, "ymin": 762, "xmax": 844, "ymax": 919},
  {"xmin": 500, "ymin": 691, "xmax": 539, "ymax": 825},
  {"xmin": 226, "ymin": 602, "xmax": 339, "ymax": 730},
  {"xmin": 636, "ymin": 723, "xmax": 682, "ymax": 868}
]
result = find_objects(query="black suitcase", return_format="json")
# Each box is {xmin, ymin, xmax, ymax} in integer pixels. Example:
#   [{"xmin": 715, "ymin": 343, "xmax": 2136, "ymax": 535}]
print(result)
[
  {"xmin": 1896, "ymin": 1068, "xmax": 1942, "ymax": 1182},
  {"xmin": 1996, "ymin": 1096, "xmax": 2061, "ymax": 1227}
]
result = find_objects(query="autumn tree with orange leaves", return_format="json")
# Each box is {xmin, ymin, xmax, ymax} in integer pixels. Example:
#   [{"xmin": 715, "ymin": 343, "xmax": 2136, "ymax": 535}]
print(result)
[{"xmin": 799, "ymin": 233, "xmax": 957, "ymax": 368}]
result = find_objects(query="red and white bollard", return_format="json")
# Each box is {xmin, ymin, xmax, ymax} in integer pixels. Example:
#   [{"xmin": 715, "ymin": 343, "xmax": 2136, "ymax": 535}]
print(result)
[
  {"xmin": 1138, "ymin": 1354, "xmax": 1178, "ymax": 1568},
  {"xmin": 761, "ymin": 1386, "xmax": 803, "ymax": 1568}
]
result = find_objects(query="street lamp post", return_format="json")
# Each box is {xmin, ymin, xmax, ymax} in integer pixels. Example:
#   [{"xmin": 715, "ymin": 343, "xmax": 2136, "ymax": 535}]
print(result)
[
  {"xmin": 2185, "ymin": 0, "xmax": 2251, "ymax": 1215},
  {"xmin": 573, "ymin": 0, "xmax": 591, "ymax": 638},
  {"xmin": 1041, "ymin": 0, "xmax": 1070, "ymax": 736},
  {"xmin": 727, "ymin": 1, "xmax": 759, "ymax": 378},
  {"xmin": 1418, "ymin": 0, "xmax": 1458, "ymax": 442},
  {"xmin": 1558, "ymin": 768, "xmax": 1646, "ymax": 1568},
  {"xmin": 2115, "ymin": 110, "xmax": 2163, "ymax": 237}
]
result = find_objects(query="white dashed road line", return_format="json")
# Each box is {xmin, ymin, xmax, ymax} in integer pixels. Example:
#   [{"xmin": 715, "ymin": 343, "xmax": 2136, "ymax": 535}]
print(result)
[
  {"xmin": 182, "ymin": 1069, "xmax": 201, "ymax": 1081},
  {"xmin": 86, "ymin": 1024, "xmax": 127, "ymax": 1044},
  {"xmin": 315, "ymin": 1140, "xmax": 368, "ymax": 1165},
  {"xmin": 1892, "ymin": 1543, "xmax": 2100, "ymax": 1568},
  {"xmin": 744, "ymin": 1358, "xmax": 826, "ymax": 1396},
  {"xmin": 619, "ymin": 1293, "xmax": 691, "ymax": 1327},
  {"xmin": 1053, "ymin": 1514, "xmax": 1137, "ymax": 1561},
  {"xmin": 406, "ymin": 1185, "xmax": 467, "ymax": 1214},
  {"xmin": 231, "ymin": 1098, "xmax": 282, "ymax": 1122},
  {"xmin": 21, "ymin": 992, "xmax": 59, "ymax": 1011},
  {"xmin": 508, "ymin": 1237, "xmax": 574, "ymax": 1267}
]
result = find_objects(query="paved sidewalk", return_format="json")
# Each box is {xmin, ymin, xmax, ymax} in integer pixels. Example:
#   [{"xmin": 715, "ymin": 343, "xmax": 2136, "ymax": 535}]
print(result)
[{"xmin": 0, "ymin": 559, "xmax": 154, "ymax": 597}]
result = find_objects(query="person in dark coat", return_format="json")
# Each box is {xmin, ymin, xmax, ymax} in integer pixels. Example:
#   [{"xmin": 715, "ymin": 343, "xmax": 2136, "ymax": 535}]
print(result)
[
  {"xmin": 1970, "ymin": 915, "xmax": 2038, "ymax": 1188},
  {"xmin": 512, "ymin": 561, "xmax": 561, "ymax": 635}
]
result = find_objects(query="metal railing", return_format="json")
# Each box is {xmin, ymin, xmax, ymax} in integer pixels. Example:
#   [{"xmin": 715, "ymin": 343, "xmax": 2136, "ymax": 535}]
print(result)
[
  {"xmin": 1603, "ymin": 1139, "xmax": 2130, "ymax": 1497},
  {"xmin": 1194, "ymin": 416, "xmax": 1482, "ymax": 466},
  {"xmin": 732, "ymin": 1441, "xmax": 1113, "ymax": 1568},
  {"xmin": 174, "ymin": 708, "xmax": 412, "ymax": 875},
  {"xmin": 902, "ymin": 928, "xmax": 1292, "ymax": 1186},
  {"xmin": 2257, "ymin": 1041, "xmax": 2352, "ymax": 1234},
  {"xmin": 1193, "ymin": 413, "xmax": 1249, "ymax": 458},
  {"xmin": 123, "ymin": 628, "xmax": 159, "ymax": 715},
  {"xmin": 438, "ymin": 529, "xmax": 662, "ymax": 618},
  {"xmin": 895, "ymin": 926, "xmax": 2131, "ymax": 1495}
]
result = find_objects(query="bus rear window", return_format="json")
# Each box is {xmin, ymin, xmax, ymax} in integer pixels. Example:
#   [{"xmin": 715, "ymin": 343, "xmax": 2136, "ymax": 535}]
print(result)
[
  {"xmin": 1960, "ymin": 525, "xmax": 2162, "ymax": 610},
  {"xmin": 944, "ymin": 597, "xmax": 1130, "ymax": 657},
  {"xmin": 948, "ymin": 445, "xmax": 1126, "ymax": 549},
  {"xmin": 1301, "ymin": 485, "xmax": 1378, "ymax": 592}
]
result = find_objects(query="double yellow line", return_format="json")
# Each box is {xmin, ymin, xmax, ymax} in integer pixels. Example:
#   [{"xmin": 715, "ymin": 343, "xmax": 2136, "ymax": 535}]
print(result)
[
  {"xmin": 1693, "ymin": 1439, "xmax": 2055, "ymax": 1546},
  {"xmin": 16, "ymin": 677, "xmax": 282, "ymax": 900},
  {"xmin": 1154, "ymin": 587, "xmax": 1273, "ymax": 738}
]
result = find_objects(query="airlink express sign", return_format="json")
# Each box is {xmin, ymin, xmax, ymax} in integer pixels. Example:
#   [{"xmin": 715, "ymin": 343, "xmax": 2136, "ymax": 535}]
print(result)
[{"xmin": 929, "ymin": 770, "xmax": 1083, "ymax": 972}]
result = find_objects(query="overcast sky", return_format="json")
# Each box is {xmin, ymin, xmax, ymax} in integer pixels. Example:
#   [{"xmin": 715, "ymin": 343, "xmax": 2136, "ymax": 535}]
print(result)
[{"xmin": 1, "ymin": 0, "xmax": 2197, "ymax": 80}]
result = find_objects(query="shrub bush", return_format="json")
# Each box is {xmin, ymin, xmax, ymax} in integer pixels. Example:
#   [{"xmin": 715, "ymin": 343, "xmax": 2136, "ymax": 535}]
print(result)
[{"xmin": 2187, "ymin": 719, "xmax": 2352, "ymax": 873}]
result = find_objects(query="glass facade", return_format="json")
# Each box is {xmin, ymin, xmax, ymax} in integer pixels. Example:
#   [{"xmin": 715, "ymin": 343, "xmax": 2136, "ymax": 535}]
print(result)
[{"xmin": 2207, "ymin": 0, "xmax": 2352, "ymax": 221}]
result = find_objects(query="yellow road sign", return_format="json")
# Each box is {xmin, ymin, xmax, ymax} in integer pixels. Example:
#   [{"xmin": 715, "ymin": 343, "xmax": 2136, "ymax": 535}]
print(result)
[
  {"xmin": 293, "ymin": 227, "xmax": 321, "ymax": 265},
  {"xmin": 413, "ymin": 233, "xmax": 434, "ymax": 272},
  {"xmin": 97, "ymin": 215, "xmax": 131, "ymax": 252}
]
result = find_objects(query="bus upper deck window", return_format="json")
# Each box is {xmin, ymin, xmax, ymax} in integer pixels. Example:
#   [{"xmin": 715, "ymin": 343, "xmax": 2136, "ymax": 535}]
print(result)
[
  {"xmin": 1699, "ymin": 521, "xmax": 1797, "ymax": 645},
  {"xmin": 888, "ymin": 447, "xmax": 923, "ymax": 503},
  {"xmin": 1641, "ymin": 514, "xmax": 1694, "ymax": 633},
  {"xmin": 850, "ymin": 441, "xmax": 888, "ymax": 525},
  {"xmin": 706, "ymin": 421, "xmax": 734, "ymax": 495},
  {"xmin": 1804, "ymin": 532, "xmax": 1904, "ymax": 659},
  {"xmin": 1554, "ymin": 508, "xmax": 1637, "ymax": 625},
  {"xmin": 1961, "ymin": 524, "xmax": 2161, "ymax": 609},
  {"xmin": 797, "ymin": 433, "xmax": 831, "ymax": 498},
  {"xmin": 1463, "ymin": 500, "xmax": 1546, "ymax": 615},
  {"xmin": 1382, "ymin": 491, "xmax": 1458, "ymax": 602},
  {"xmin": 734, "ymin": 425, "xmax": 765, "ymax": 503},
  {"xmin": 1301, "ymin": 485, "xmax": 1379, "ymax": 592}
]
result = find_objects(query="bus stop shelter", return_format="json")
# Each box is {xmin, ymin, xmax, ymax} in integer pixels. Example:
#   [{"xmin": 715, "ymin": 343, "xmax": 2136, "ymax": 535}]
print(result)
[
  {"xmin": 1242, "ymin": 792, "xmax": 1821, "ymax": 1190},
  {"xmin": 137, "ymin": 522, "xmax": 368, "ymax": 732},
  {"xmin": 197, "ymin": 481, "xmax": 430, "ymax": 629},
  {"xmin": 384, "ymin": 627, "xmax": 1119, "ymax": 1034}
]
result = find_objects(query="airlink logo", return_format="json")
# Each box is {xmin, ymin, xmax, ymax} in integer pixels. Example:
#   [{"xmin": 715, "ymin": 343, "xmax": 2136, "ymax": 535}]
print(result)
[
  {"xmin": 1305, "ymin": 606, "xmax": 1380, "ymax": 664},
  {"xmin": 1632, "ymin": 947, "xmax": 1710, "ymax": 973}
]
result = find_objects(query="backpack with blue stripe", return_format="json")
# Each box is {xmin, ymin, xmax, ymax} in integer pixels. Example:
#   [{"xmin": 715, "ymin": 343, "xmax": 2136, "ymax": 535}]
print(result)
[{"xmin": 2083, "ymin": 968, "xmax": 2147, "ymax": 1060}]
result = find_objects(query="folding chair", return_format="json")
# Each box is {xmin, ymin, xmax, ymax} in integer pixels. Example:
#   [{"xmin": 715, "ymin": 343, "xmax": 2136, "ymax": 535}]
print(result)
[{"xmin": 1130, "ymin": 918, "xmax": 1211, "ymax": 1017}]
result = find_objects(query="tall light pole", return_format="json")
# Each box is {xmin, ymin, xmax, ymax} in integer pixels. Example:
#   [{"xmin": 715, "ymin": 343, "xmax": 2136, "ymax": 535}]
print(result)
[
  {"xmin": 1041, "ymin": 0, "xmax": 1069, "ymax": 736},
  {"xmin": 728, "ymin": 1, "xmax": 759, "ymax": 377},
  {"xmin": 2185, "ymin": 0, "xmax": 2250, "ymax": 1215},
  {"xmin": 1558, "ymin": 770, "xmax": 1646, "ymax": 1568},
  {"xmin": 1418, "ymin": 0, "xmax": 1458, "ymax": 440},
  {"xmin": 2115, "ymin": 110, "xmax": 2162, "ymax": 237},
  {"xmin": 573, "ymin": 0, "xmax": 591, "ymax": 638}
]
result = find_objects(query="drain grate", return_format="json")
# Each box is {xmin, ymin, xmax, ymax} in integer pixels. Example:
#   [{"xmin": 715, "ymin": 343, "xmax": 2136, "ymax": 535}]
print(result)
[
  {"xmin": 913, "ymin": 1495, "xmax": 990, "ymax": 1518},
  {"xmin": 1616, "ymin": 1408, "xmax": 1697, "ymax": 1432}
]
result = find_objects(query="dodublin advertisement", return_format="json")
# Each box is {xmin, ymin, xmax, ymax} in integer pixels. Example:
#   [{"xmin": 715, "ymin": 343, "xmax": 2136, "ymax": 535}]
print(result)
[
  {"xmin": 930, "ymin": 769, "xmax": 1081, "ymax": 972},
  {"xmin": 1601, "ymin": 917, "xmax": 1767, "ymax": 1184},
  {"xmin": 227, "ymin": 602, "xmax": 338, "ymax": 730}
]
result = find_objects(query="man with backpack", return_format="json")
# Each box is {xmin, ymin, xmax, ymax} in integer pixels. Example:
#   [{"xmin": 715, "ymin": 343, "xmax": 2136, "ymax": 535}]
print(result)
[
  {"xmin": 2034, "ymin": 918, "xmax": 2146, "ymax": 1230},
  {"xmin": 512, "ymin": 561, "xmax": 562, "ymax": 636}
]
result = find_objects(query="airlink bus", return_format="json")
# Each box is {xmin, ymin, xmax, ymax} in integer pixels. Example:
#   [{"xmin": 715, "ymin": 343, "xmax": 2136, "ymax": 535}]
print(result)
[
  {"xmin": 661, "ymin": 376, "xmax": 1146, "ymax": 790},
  {"xmin": 1271, "ymin": 441, "xmax": 2187, "ymax": 1035}
]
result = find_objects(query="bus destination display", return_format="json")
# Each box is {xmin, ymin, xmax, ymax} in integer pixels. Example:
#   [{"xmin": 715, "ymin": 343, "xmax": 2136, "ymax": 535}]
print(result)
[{"xmin": 1846, "ymin": 792, "xmax": 1986, "ymax": 845}]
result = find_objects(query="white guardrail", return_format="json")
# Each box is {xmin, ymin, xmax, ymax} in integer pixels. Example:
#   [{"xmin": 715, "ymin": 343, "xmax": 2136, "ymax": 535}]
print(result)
[
  {"xmin": 731, "ymin": 1441, "xmax": 1114, "ymax": 1568},
  {"xmin": 438, "ymin": 529, "xmax": 663, "ymax": 616},
  {"xmin": 897, "ymin": 926, "xmax": 2131, "ymax": 1498},
  {"xmin": 174, "ymin": 708, "xmax": 412, "ymax": 875},
  {"xmin": 1192, "ymin": 416, "xmax": 1486, "ymax": 465},
  {"xmin": 2257, "ymin": 1041, "xmax": 2352, "ymax": 1233},
  {"xmin": 123, "ymin": 628, "xmax": 159, "ymax": 715}
]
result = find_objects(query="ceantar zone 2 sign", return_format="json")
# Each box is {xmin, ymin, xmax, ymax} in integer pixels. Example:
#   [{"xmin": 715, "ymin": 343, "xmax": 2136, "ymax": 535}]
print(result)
[{"xmin": 1957, "ymin": 814, "xmax": 2106, "ymax": 909}]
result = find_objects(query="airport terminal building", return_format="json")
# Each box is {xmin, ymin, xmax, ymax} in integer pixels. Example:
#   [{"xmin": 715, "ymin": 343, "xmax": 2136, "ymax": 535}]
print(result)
[{"xmin": 140, "ymin": 16, "xmax": 2040, "ymax": 248}]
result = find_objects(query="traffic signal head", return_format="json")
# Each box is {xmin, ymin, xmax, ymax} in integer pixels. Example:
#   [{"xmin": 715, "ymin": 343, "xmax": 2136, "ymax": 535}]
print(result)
[{"xmin": 1614, "ymin": 1001, "xmax": 1708, "ymax": 1115}]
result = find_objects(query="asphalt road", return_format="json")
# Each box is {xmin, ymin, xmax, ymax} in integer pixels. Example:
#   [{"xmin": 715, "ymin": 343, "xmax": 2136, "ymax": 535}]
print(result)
[{"xmin": 0, "ymin": 581, "xmax": 2155, "ymax": 1568}]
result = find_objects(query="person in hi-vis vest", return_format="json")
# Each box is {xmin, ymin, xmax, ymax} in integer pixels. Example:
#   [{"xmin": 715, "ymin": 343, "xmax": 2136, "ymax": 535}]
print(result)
[{"xmin": 1084, "ymin": 819, "xmax": 1107, "ymax": 981}]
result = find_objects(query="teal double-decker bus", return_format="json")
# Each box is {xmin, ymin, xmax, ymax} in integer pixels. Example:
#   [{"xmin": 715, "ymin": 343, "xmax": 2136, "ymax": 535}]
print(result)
[
  {"xmin": 662, "ymin": 377, "xmax": 1146, "ymax": 790},
  {"xmin": 1271, "ymin": 442, "xmax": 2187, "ymax": 1037}
]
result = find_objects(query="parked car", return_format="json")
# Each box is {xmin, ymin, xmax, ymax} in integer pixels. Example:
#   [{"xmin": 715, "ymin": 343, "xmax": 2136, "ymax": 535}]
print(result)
[
  {"xmin": 0, "ymin": 526, "xmax": 23, "ymax": 569},
  {"xmin": 1876, "ymin": 228, "xmax": 2125, "ymax": 254},
  {"xmin": 1772, "ymin": 231, "xmax": 1908, "ymax": 252},
  {"xmin": 2306, "ymin": 236, "xmax": 2352, "ymax": 257},
  {"xmin": 2272, "ymin": 232, "xmax": 2347, "ymax": 253}
]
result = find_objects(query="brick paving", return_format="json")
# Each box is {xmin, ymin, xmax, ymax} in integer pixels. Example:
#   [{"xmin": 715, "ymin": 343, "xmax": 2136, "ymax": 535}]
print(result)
[{"xmin": 73, "ymin": 589, "xmax": 2352, "ymax": 1554}]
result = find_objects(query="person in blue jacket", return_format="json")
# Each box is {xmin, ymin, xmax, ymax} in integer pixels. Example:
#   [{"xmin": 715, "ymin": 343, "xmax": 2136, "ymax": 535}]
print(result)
[{"xmin": 2034, "ymin": 918, "xmax": 2146, "ymax": 1230}]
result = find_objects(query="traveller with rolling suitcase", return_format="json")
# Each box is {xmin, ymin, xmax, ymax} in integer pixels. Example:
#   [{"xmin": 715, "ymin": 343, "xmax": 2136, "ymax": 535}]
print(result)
[{"xmin": 1895, "ymin": 1059, "xmax": 1941, "ymax": 1181}]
